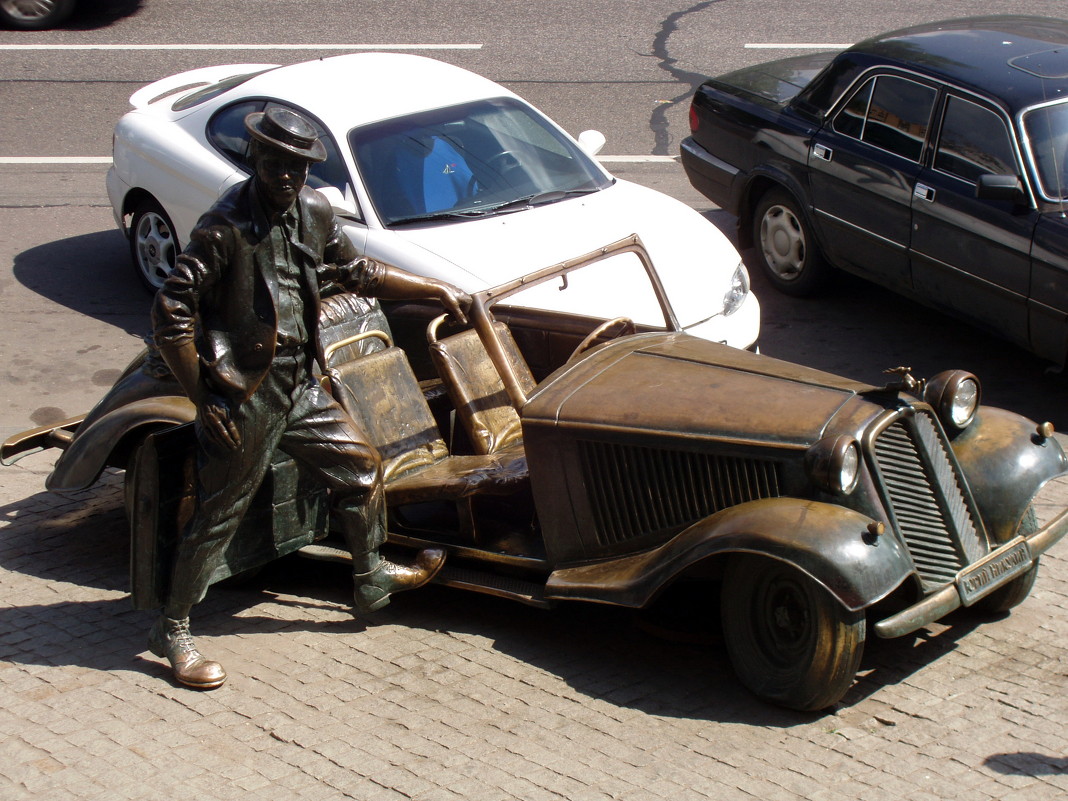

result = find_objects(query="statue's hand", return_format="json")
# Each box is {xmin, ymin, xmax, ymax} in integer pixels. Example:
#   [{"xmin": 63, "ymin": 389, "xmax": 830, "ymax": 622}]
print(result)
[
  {"xmin": 439, "ymin": 284, "xmax": 472, "ymax": 325},
  {"xmin": 199, "ymin": 392, "xmax": 240, "ymax": 450}
]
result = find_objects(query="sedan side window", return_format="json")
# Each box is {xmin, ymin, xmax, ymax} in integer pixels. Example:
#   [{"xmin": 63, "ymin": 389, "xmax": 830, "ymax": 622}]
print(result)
[
  {"xmin": 934, "ymin": 96, "xmax": 1017, "ymax": 183},
  {"xmin": 833, "ymin": 75, "xmax": 936, "ymax": 162},
  {"xmin": 208, "ymin": 100, "xmax": 362, "ymax": 220},
  {"xmin": 207, "ymin": 99, "xmax": 265, "ymax": 168}
]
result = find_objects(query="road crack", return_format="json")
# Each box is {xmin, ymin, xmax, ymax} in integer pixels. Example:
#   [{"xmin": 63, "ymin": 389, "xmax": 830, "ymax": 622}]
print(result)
[{"xmin": 649, "ymin": 0, "xmax": 724, "ymax": 155}]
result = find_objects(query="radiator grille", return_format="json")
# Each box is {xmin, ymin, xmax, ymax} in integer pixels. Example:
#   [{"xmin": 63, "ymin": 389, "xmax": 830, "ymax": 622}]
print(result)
[
  {"xmin": 872, "ymin": 412, "xmax": 984, "ymax": 589},
  {"xmin": 579, "ymin": 440, "xmax": 782, "ymax": 548}
]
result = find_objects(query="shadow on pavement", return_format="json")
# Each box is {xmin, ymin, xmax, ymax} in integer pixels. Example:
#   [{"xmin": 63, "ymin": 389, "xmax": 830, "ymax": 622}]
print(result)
[
  {"xmin": 57, "ymin": 0, "xmax": 144, "ymax": 30},
  {"xmin": 11, "ymin": 229, "xmax": 151, "ymax": 337},
  {"xmin": 985, "ymin": 752, "xmax": 1068, "ymax": 776}
]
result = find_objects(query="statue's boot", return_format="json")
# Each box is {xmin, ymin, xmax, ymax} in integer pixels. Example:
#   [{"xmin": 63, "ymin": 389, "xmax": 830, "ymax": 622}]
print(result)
[
  {"xmin": 148, "ymin": 615, "xmax": 227, "ymax": 690},
  {"xmin": 353, "ymin": 549, "xmax": 446, "ymax": 613}
]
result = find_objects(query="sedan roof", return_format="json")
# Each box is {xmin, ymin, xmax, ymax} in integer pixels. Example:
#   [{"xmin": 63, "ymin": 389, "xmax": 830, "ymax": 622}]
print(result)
[
  {"xmin": 849, "ymin": 15, "xmax": 1068, "ymax": 113},
  {"xmin": 217, "ymin": 52, "xmax": 519, "ymax": 132}
]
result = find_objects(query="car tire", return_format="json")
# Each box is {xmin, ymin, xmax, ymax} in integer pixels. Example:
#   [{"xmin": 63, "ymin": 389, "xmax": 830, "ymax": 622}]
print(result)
[
  {"xmin": 129, "ymin": 198, "xmax": 178, "ymax": 294},
  {"xmin": 752, "ymin": 189, "xmax": 831, "ymax": 297},
  {"xmin": 972, "ymin": 505, "xmax": 1040, "ymax": 614},
  {"xmin": 0, "ymin": 0, "xmax": 75, "ymax": 29},
  {"xmin": 721, "ymin": 554, "xmax": 865, "ymax": 711}
]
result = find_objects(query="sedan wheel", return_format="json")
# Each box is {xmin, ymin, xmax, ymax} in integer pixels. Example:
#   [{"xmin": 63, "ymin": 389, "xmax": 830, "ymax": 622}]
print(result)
[
  {"xmin": 753, "ymin": 189, "xmax": 830, "ymax": 297},
  {"xmin": 130, "ymin": 200, "xmax": 178, "ymax": 293},
  {"xmin": 0, "ymin": 0, "xmax": 75, "ymax": 29},
  {"xmin": 721, "ymin": 555, "xmax": 865, "ymax": 711}
]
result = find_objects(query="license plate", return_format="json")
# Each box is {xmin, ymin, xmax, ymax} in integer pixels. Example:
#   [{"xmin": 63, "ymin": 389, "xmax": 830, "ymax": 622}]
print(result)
[{"xmin": 957, "ymin": 539, "xmax": 1033, "ymax": 606}]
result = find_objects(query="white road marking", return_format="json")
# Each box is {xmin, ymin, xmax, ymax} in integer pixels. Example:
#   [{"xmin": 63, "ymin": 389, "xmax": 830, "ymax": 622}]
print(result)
[
  {"xmin": 0, "ymin": 43, "xmax": 482, "ymax": 51},
  {"xmin": 745, "ymin": 43, "xmax": 850, "ymax": 49}
]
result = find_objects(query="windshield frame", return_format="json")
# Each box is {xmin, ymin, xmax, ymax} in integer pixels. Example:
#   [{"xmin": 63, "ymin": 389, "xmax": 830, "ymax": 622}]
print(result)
[
  {"xmin": 1019, "ymin": 96, "xmax": 1068, "ymax": 203},
  {"xmin": 470, "ymin": 235, "xmax": 679, "ymax": 408},
  {"xmin": 348, "ymin": 96, "xmax": 612, "ymax": 228}
]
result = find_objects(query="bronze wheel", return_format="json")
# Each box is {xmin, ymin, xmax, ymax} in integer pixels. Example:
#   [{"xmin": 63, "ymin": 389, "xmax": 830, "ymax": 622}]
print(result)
[
  {"xmin": 972, "ymin": 505, "xmax": 1039, "ymax": 614},
  {"xmin": 721, "ymin": 555, "xmax": 865, "ymax": 711}
]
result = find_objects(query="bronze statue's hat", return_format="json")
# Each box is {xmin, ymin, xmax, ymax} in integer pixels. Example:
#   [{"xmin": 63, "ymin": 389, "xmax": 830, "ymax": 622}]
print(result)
[{"xmin": 245, "ymin": 107, "xmax": 327, "ymax": 163}]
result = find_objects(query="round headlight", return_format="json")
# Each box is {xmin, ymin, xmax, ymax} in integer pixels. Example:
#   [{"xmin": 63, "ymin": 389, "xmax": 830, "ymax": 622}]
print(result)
[
  {"xmin": 722, "ymin": 262, "xmax": 750, "ymax": 316},
  {"xmin": 924, "ymin": 370, "xmax": 981, "ymax": 431},
  {"xmin": 806, "ymin": 435, "xmax": 861, "ymax": 495}
]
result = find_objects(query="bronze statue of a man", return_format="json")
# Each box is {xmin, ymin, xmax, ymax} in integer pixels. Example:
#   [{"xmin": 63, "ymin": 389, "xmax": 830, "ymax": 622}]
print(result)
[{"xmin": 149, "ymin": 106, "xmax": 470, "ymax": 689}]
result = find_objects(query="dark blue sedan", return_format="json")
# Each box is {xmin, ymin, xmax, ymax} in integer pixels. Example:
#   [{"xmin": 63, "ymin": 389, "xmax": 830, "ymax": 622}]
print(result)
[{"xmin": 682, "ymin": 15, "xmax": 1068, "ymax": 367}]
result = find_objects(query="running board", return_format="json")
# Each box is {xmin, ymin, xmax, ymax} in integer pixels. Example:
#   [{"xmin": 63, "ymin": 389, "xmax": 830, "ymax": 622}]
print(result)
[{"xmin": 296, "ymin": 543, "xmax": 551, "ymax": 608}]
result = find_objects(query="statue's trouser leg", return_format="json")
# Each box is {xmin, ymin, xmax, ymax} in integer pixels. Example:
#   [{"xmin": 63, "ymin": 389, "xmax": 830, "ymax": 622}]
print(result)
[
  {"xmin": 279, "ymin": 379, "xmax": 444, "ymax": 610},
  {"xmin": 275, "ymin": 378, "xmax": 386, "ymax": 573}
]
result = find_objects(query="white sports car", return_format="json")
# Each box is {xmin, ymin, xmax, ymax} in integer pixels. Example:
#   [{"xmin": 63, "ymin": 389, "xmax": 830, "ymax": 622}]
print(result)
[{"xmin": 106, "ymin": 53, "xmax": 759, "ymax": 349}]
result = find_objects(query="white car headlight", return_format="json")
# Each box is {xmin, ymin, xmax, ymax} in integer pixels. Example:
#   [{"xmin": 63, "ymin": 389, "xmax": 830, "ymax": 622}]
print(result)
[
  {"xmin": 806, "ymin": 435, "xmax": 861, "ymax": 495},
  {"xmin": 924, "ymin": 370, "xmax": 981, "ymax": 431},
  {"xmin": 722, "ymin": 261, "xmax": 750, "ymax": 316}
]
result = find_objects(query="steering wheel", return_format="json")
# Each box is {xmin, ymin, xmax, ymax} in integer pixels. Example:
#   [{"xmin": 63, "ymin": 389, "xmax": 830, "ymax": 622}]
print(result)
[{"xmin": 567, "ymin": 317, "xmax": 636, "ymax": 362}]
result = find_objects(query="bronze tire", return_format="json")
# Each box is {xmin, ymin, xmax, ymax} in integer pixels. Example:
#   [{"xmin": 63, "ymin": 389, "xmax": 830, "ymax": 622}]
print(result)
[
  {"xmin": 721, "ymin": 555, "xmax": 865, "ymax": 711},
  {"xmin": 973, "ymin": 505, "xmax": 1040, "ymax": 614}
]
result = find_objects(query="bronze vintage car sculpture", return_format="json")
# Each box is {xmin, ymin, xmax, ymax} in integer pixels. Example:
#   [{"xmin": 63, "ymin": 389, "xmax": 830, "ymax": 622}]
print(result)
[{"xmin": 5, "ymin": 236, "xmax": 1067, "ymax": 711}]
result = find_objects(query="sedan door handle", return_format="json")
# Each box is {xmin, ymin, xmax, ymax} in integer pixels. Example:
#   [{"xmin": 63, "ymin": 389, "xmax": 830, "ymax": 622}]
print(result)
[
  {"xmin": 913, "ymin": 183, "xmax": 936, "ymax": 202},
  {"xmin": 812, "ymin": 144, "xmax": 833, "ymax": 162}
]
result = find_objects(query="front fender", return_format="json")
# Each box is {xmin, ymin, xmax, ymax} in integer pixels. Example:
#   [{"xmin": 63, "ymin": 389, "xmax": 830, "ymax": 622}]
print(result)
[
  {"xmin": 545, "ymin": 497, "xmax": 913, "ymax": 611},
  {"xmin": 950, "ymin": 406, "xmax": 1068, "ymax": 543},
  {"xmin": 47, "ymin": 397, "xmax": 194, "ymax": 492}
]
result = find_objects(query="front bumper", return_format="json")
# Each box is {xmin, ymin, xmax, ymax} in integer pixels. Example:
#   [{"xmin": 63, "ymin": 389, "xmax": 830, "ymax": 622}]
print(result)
[{"xmin": 873, "ymin": 507, "xmax": 1068, "ymax": 638}]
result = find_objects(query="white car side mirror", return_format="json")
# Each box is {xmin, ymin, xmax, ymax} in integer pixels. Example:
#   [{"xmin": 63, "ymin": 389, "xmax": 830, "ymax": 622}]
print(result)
[
  {"xmin": 316, "ymin": 185, "xmax": 359, "ymax": 218},
  {"xmin": 577, "ymin": 130, "xmax": 607, "ymax": 157}
]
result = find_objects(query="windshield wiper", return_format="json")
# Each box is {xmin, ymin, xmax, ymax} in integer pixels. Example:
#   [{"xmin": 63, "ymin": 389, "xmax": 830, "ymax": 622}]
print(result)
[
  {"xmin": 388, "ymin": 209, "xmax": 490, "ymax": 226},
  {"xmin": 486, "ymin": 187, "xmax": 603, "ymax": 215}
]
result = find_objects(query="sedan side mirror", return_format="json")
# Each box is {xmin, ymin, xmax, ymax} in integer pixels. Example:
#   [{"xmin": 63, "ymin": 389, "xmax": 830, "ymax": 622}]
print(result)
[
  {"xmin": 976, "ymin": 173, "xmax": 1026, "ymax": 204},
  {"xmin": 317, "ymin": 185, "xmax": 362, "ymax": 221},
  {"xmin": 577, "ymin": 130, "xmax": 607, "ymax": 157}
]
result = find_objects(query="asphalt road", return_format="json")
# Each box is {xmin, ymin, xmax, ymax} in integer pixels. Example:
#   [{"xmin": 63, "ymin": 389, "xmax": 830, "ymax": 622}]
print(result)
[{"xmin": 5, "ymin": 0, "xmax": 1068, "ymax": 440}]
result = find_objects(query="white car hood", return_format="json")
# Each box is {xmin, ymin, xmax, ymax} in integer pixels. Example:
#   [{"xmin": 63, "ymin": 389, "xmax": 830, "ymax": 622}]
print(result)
[{"xmin": 367, "ymin": 178, "xmax": 739, "ymax": 302}]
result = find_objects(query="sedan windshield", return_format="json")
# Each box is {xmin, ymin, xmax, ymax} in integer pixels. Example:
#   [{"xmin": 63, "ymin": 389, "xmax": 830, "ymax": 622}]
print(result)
[
  {"xmin": 1022, "ymin": 98, "xmax": 1068, "ymax": 200},
  {"xmin": 349, "ymin": 97, "xmax": 612, "ymax": 226}
]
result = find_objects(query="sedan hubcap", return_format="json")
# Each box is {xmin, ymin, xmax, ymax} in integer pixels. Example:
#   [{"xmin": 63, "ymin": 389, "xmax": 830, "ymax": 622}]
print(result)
[
  {"xmin": 134, "ymin": 212, "xmax": 176, "ymax": 289},
  {"xmin": 0, "ymin": 0, "xmax": 59, "ymax": 19},
  {"xmin": 760, "ymin": 204, "xmax": 806, "ymax": 280}
]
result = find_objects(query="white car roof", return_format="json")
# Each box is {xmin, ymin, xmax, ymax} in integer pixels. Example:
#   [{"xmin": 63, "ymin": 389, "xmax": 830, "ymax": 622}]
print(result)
[{"xmin": 207, "ymin": 53, "xmax": 520, "ymax": 132}]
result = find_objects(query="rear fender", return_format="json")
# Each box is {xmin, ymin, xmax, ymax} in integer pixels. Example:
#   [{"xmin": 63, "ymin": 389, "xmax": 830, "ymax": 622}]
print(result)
[
  {"xmin": 545, "ymin": 497, "xmax": 913, "ymax": 611},
  {"xmin": 46, "ymin": 397, "xmax": 194, "ymax": 492},
  {"xmin": 738, "ymin": 165, "xmax": 812, "ymax": 250},
  {"xmin": 950, "ymin": 406, "xmax": 1068, "ymax": 543}
]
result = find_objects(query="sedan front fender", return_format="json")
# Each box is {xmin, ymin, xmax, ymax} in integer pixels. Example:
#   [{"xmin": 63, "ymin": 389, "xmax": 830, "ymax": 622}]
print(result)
[{"xmin": 545, "ymin": 497, "xmax": 913, "ymax": 611}]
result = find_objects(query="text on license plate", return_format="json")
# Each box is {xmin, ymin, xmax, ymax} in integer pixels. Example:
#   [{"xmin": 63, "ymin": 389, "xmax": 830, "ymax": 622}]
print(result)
[{"xmin": 957, "ymin": 539, "xmax": 1033, "ymax": 606}]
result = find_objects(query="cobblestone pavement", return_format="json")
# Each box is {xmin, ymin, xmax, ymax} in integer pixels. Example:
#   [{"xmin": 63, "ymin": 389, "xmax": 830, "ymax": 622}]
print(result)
[{"xmin": 3, "ymin": 446, "xmax": 1068, "ymax": 801}]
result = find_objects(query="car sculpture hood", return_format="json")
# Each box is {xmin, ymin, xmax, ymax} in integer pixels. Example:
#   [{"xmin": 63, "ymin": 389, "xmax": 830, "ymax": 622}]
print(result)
[{"xmin": 525, "ymin": 332, "xmax": 870, "ymax": 447}]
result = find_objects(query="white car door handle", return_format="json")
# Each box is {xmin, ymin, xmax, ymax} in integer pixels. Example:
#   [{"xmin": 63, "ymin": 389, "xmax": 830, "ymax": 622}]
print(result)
[{"xmin": 913, "ymin": 183, "xmax": 936, "ymax": 202}]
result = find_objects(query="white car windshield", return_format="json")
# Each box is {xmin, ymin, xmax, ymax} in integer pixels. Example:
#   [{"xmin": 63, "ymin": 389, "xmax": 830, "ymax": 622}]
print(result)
[{"xmin": 349, "ymin": 97, "xmax": 612, "ymax": 226}]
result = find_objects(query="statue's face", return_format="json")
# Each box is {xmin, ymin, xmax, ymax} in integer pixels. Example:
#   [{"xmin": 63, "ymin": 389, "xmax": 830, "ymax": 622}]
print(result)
[{"xmin": 255, "ymin": 149, "xmax": 310, "ymax": 212}]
